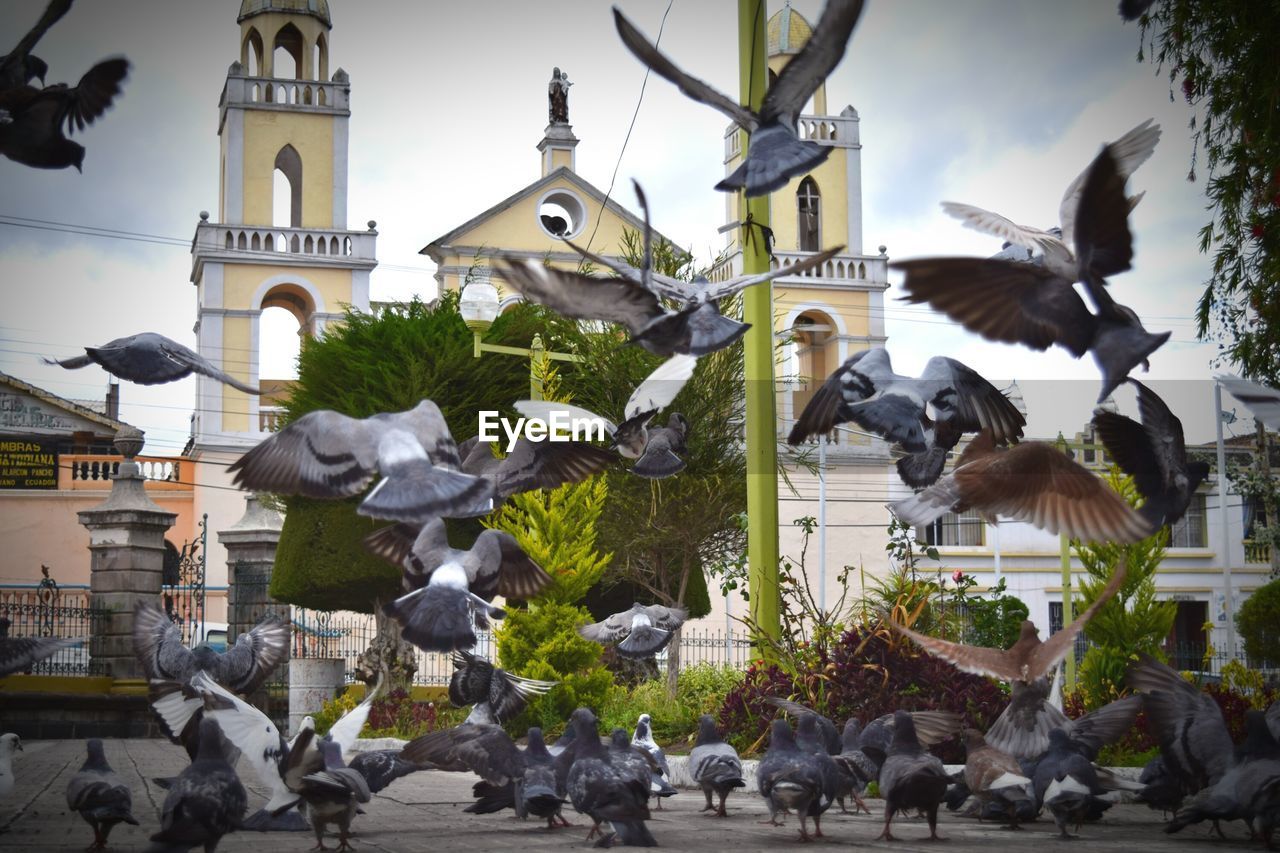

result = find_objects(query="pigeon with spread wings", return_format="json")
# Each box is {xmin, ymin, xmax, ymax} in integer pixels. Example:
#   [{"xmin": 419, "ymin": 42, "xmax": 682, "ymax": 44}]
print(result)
[
  {"xmin": 46, "ymin": 332, "xmax": 260, "ymax": 394},
  {"xmin": 133, "ymin": 601, "xmax": 288, "ymax": 696},
  {"xmin": 614, "ymin": 2, "xmax": 864, "ymax": 196},
  {"xmin": 892, "ymin": 561, "xmax": 1127, "ymax": 685},
  {"xmin": 0, "ymin": 54, "xmax": 128, "ymax": 171},
  {"xmin": 0, "ymin": 615, "xmax": 79, "ymax": 677},
  {"xmin": 789, "ymin": 348, "xmax": 1026, "ymax": 488},
  {"xmin": 448, "ymin": 652, "xmax": 556, "ymax": 725},
  {"xmin": 454, "ymin": 432, "xmax": 613, "ymax": 514},
  {"xmin": 367, "ymin": 517, "xmax": 551, "ymax": 652},
  {"xmin": 889, "ymin": 431, "xmax": 1153, "ymax": 543},
  {"xmin": 578, "ymin": 603, "xmax": 687, "ymax": 659},
  {"xmin": 0, "ymin": 0, "xmax": 72, "ymax": 92},
  {"xmin": 228, "ymin": 399, "xmax": 493, "ymax": 524}
]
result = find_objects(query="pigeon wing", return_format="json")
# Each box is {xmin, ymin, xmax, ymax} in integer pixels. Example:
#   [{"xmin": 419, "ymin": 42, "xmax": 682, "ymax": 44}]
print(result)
[
  {"xmin": 473, "ymin": 529, "xmax": 552, "ymax": 600},
  {"xmin": 217, "ymin": 613, "xmax": 289, "ymax": 694},
  {"xmin": 191, "ymin": 671, "xmax": 297, "ymax": 813},
  {"xmin": 60, "ymin": 57, "xmax": 129, "ymax": 134},
  {"xmin": 760, "ymin": 0, "xmax": 864, "ymax": 123},
  {"xmin": 85, "ymin": 334, "xmax": 192, "ymax": 385},
  {"xmin": 1072, "ymin": 146, "xmax": 1134, "ymax": 278},
  {"xmin": 496, "ymin": 257, "xmax": 664, "ymax": 335},
  {"xmin": 1131, "ymin": 378, "xmax": 1189, "ymax": 468},
  {"xmin": 920, "ymin": 356, "xmax": 1026, "ymax": 445},
  {"xmin": 159, "ymin": 337, "xmax": 262, "ymax": 395},
  {"xmin": 788, "ymin": 348, "xmax": 886, "ymax": 444},
  {"xmin": 578, "ymin": 611, "xmax": 631, "ymax": 645},
  {"xmin": 362, "ymin": 523, "xmax": 421, "ymax": 569},
  {"xmin": 133, "ymin": 601, "xmax": 193, "ymax": 682},
  {"xmin": 1027, "ymin": 561, "xmax": 1127, "ymax": 679},
  {"xmin": 1060, "ymin": 119, "xmax": 1160, "ymax": 248},
  {"xmin": 613, "ymin": 8, "xmax": 757, "ymax": 130},
  {"xmin": 327, "ymin": 689, "xmax": 378, "ymax": 757},
  {"xmin": 625, "ymin": 353, "xmax": 697, "ymax": 421},
  {"xmin": 1091, "ymin": 410, "xmax": 1166, "ymax": 499},
  {"xmin": 641, "ymin": 604, "xmax": 687, "ymax": 631},
  {"xmin": 889, "ymin": 620, "xmax": 1024, "ymax": 682},
  {"xmin": 1067, "ymin": 694, "xmax": 1143, "ymax": 761},
  {"xmin": 227, "ymin": 410, "xmax": 380, "ymax": 498},
  {"xmin": 940, "ymin": 202, "xmax": 1062, "ymax": 257},
  {"xmin": 892, "ymin": 257, "xmax": 1095, "ymax": 357},
  {"xmin": 2, "ymin": 0, "xmax": 73, "ymax": 79}
]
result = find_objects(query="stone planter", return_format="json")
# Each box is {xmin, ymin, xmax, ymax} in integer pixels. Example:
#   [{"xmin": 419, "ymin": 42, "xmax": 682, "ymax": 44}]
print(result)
[{"xmin": 288, "ymin": 657, "xmax": 345, "ymax": 736}]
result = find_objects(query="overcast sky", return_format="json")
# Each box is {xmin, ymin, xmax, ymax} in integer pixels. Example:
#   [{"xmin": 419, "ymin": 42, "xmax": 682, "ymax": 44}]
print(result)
[{"xmin": 0, "ymin": 0, "xmax": 1255, "ymax": 456}]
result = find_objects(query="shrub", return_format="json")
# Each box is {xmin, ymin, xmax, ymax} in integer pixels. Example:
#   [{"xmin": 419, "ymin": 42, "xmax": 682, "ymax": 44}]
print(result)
[
  {"xmin": 599, "ymin": 664, "xmax": 744, "ymax": 746},
  {"xmin": 1238, "ymin": 577, "xmax": 1280, "ymax": 665},
  {"xmin": 313, "ymin": 687, "xmax": 468, "ymax": 740}
]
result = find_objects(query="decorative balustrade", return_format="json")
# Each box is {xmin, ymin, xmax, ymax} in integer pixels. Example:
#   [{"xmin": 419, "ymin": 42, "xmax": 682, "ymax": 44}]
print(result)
[
  {"xmin": 61, "ymin": 454, "xmax": 188, "ymax": 490},
  {"xmin": 222, "ymin": 73, "xmax": 349, "ymax": 114},
  {"xmin": 192, "ymin": 221, "xmax": 377, "ymax": 265},
  {"xmin": 258, "ymin": 406, "xmax": 285, "ymax": 433},
  {"xmin": 772, "ymin": 250, "xmax": 888, "ymax": 286},
  {"xmin": 723, "ymin": 111, "xmax": 859, "ymax": 160},
  {"xmin": 1245, "ymin": 539, "xmax": 1273, "ymax": 565}
]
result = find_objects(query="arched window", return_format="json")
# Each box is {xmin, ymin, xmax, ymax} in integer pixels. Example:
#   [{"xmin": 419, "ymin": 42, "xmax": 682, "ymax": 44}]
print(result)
[
  {"xmin": 242, "ymin": 27, "xmax": 264, "ymax": 76},
  {"xmin": 272, "ymin": 23, "xmax": 304, "ymax": 79},
  {"xmin": 797, "ymin": 177, "xmax": 820, "ymax": 252},
  {"xmin": 273, "ymin": 145, "xmax": 303, "ymax": 228},
  {"xmin": 259, "ymin": 284, "xmax": 315, "ymax": 382}
]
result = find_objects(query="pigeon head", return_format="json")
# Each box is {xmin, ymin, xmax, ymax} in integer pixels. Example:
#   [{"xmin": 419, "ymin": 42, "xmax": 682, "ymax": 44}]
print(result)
[
  {"xmin": 768, "ymin": 718, "xmax": 797, "ymax": 751},
  {"xmin": 1186, "ymin": 460, "xmax": 1211, "ymax": 493},
  {"xmin": 568, "ymin": 707, "xmax": 599, "ymax": 739},
  {"xmin": 194, "ymin": 717, "xmax": 229, "ymax": 762},
  {"xmin": 667, "ymin": 413, "xmax": 689, "ymax": 435},
  {"xmin": 319, "ymin": 737, "xmax": 345, "ymax": 770},
  {"xmin": 526, "ymin": 726, "xmax": 550, "ymax": 757},
  {"xmin": 635, "ymin": 714, "xmax": 652, "ymax": 740},
  {"xmin": 841, "ymin": 718, "xmax": 862, "ymax": 750},
  {"xmin": 795, "ymin": 713, "xmax": 821, "ymax": 746},
  {"xmin": 83, "ymin": 738, "xmax": 108, "ymax": 769},
  {"xmin": 191, "ymin": 645, "xmax": 220, "ymax": 671},
  {"xmin": 0, "ymin": 733, "xmax": 21, "ymax": 756},
  {"xmin": 610, "ymin": 728, "xmax": 632, "ymax": 751},
  {"xmin": 695, "ymin": 714, "xmax": 722, "ymax": 746},
  {"xmin": 890, "ymin": 710, "xmax": 920, "ymax": 751}
]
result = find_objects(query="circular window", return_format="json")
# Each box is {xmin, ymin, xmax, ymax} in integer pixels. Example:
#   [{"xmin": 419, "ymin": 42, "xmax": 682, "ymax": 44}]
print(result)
[{"xmin": 537, "ymin": 189, "xmax": 587, "ymax": 240}]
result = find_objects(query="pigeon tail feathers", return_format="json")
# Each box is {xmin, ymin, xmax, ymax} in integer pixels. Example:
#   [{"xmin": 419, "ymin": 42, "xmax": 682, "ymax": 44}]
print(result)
[
  {"xmin": 896, "ymin": 447, "xmax": 949, "ymax": 489},
  {"xmin": 383, "ymin": 586, "xmax": 479, "ymax": 652},
  {"xmin": 631, "ymin": 447, "xmax": 686, "ymax": 479}
]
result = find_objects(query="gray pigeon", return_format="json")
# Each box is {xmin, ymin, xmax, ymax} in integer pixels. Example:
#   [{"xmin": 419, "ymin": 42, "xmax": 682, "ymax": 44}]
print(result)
[
  {"xmin": 832, "ymin": 718, "xmax": 874, "ymax": 814},
  {"xmin": 614, "ymin": 2, "xmax": 865, "ymax": 196},
  {"xmin": 630, "ymin": 413, "xmax": 688, "ymax": 479},
  {"xmin": 346, "ymin": 749, "xmax": 427, "ymax": 795},
  {"xmin": 609, "ymin": 727, "xmax": 676, "ymax": 809},
  {"xmin": 757, "ymin": 717, "xmax": 826, "ymax": 842},
  {"xmin": 456, "ymin": 433, "xmax": 614, "ymax": 513},
  {"xmin": 562, "ymin": 708, "xmax": 656, "ymax": 847},
  {"xmin": 765, "ymin": 697, "xmax": 841, "ymax": 754},
  {"xmin": 447, "ymin": 651, "xmax": 556, "ymax": 725},
  {"xmin": 788, "ymin": 347, "xmax": 1026, "ymax": 488},
  {"xmin": 366, "ymin": 518, "xmax": 551, "ymax": 652},
  {"xmin": 793, "ymin": 714, "xmax": 840, "ymax": 837},
  {"xmin": 688, "ymin": 714, "xmax": 745, "ymax": 817},
  {"xmin": 133, "ymin": 602, "xmax": 288, "ymax": 695},
  {"xmin": 145, "ymin": 717, "xmax": 247, "ymax": 853},
  {"xmin": 0, "ymin": 0, "xmax": 72, "ymax": 91},
  {"xmin": 877, "ymin": 710, "xmax": 951, "ymax": 842},
  {"xmin": 46, "ymin": 332, "xmax": 255, "ymax": 392},
  {"xmin": 0, "ymin": 615, "xmax": 78, "ymax": 677},
  {"xmin": 1030, "ymin": 728, "xmax": 1119, "ymax": 839},
  {"xmin": 1218, "ymin": 375, "xmax": 1280, "ymax": 430},
  {"xmin": 1093, "ymin": 378, "xmax": 1210, "ymax": 530},
  {"xmin": 984, "ymin": 678, "xmax": 1141, "ymax": 762},
  {"xmin": 296, "ymin": 738, "xmax": 371, "ymax": 852},
  {"xmin": 578, "ymin": 602, "xmax": 687, "ymax": 659},
  {"xmin": 228, "ymin": 400, "xmax": 493, "ymax": 524},
  {"xmin": 65, "ymin": 739, "xmax": 139, "ymax": 849},
  {"xmin": 0, "ymin": 55, "xmax": 128, "ymax": 171},
  {"xmin": 631, "ymin": 714, "xmax": 676, "ymax": 808}
]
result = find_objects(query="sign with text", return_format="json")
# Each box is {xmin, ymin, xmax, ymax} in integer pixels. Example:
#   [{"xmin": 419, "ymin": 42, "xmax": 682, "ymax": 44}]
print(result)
[{"xmin": 0, "ymin": 436, "xmax": 58, "ymax": 489}]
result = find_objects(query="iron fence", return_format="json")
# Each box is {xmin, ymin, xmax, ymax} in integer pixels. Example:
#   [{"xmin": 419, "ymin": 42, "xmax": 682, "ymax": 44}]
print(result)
[
  {"xmin": 657, "ymin": 628, "xmax": 755, "ymax": 673},
  {"xmin": 0, "ymin": 571, "xmax": 107, "ymax": 676}
]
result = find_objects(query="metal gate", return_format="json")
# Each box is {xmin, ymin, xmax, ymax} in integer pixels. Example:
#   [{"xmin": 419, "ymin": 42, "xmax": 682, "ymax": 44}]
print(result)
[{"xmin": 162, "ymin": 513, "xmax": 207, "ymax": 647}]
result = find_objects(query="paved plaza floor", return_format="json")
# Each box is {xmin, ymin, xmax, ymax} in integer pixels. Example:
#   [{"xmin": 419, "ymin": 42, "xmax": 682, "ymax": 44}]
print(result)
[{"xmin": 0, "ymin": 738, "xmax": 1248, "ymax": 852}]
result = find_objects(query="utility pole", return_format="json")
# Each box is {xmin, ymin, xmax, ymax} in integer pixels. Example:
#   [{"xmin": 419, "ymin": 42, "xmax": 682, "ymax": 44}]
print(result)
[{"xmin": 737, "ymin": 0, "xmax": 780, "ymax": 649}]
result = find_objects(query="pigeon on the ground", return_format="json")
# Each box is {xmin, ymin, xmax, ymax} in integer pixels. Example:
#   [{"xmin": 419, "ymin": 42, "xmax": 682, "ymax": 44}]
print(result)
[
  {"xmin": 567, "ymin": 181, "xmax": 844, "ymax": 356},
  {"xmin": 228, "ymin": 400, "xmax": 493, "ymax": 524},
  {"xmin": 295, "ymin": 738, "xmax": 371, "ymax": 852},
  {"xmin": 0, "ymin": 733, "xmax": 20, "ymax": 799},
  {"xmin": 577, "ymin": 602, "xmax": 687, "ymax": 658},
  {"xmin": 961, "ymin": 729, "xmax": 1033, "ymax": 828},
  {"xmin": 46, "ymin": 333, "xmax": 259, "ymax": 394},
  {"xmin": 346, "ymin": 749, "xmax": 427, "ymax": 795},
  {"xmin": 366, "ymin": 517, "xmax": 551, "ymax": 652},
  {"xmin": 1092, "ymin": 378, "xmax": 1210, "ymax": 530},
  {"xmin": 853, "ymin": 709, "xmax": 963, "ymax": 771},
  {"xmin": 832, "ymin": 718, "xmax": 875, "ymax": 814},
  {"xmin": 893, "ymin": 563, "xmax": 1126, "ymax": 688},
  {"xmin": 631, "ymin": 714, "xmax": 676, "ymax": 808},
  {"xmin": 941, "ymin": 120, "xmax": 1160, "ymax": 283},
  {"xmin": 877, "ymin": 710, "xmax": 951, "ymax": 841},
  {"xmin": 793, "ymin": 714, "xmax": 841, "ymax": 837},
  {"xmin": 562, "ymin": 707, "xmax": 656, "ymax": 847},
  {"xmin": 757, "ymin": 717, "xmax": 827, "ymax": 842},
  {"xmin": 65, "ymin": 739, "xmax": 139, "ymax": 850},
  {"xmin": 455, "ymin": 432, "xmax": 614, "ymax": 514},
  {"xmin": 609, "ymin": 728, "xmax": 677, "ymax": 808},
  {"xmin": 614, "ymin": 2, "xmax": 865, "ymax": 196},
  {"xmin": 145, "ymin": 717, "xmax": 247, "ymax": 853},
  {"xmin": 0, "ymin": 54, "xmax": 128, "ymax": 171},
  {"xmin": 1136, "ymin": 754, "xmax": 1184, "ymax": 814},
  {"xmin": 0, "ymin": 615, "xmax": 79, "ymax": 677},
  {"xmin": 688, "ymin": 714, "xmax": 745, "ymax": 817},
  {"xmin": 788, "ymin": 347, "xmax": 1026, "ymax": 488},
  {"xmin": 447, "ymin": 652, "xmax": 556, "ymax": 725},
  {"xmin": 1031, "ymin": 728, "xmax": 1121, "ymax": 839},
  {"xmin": 1218, "ymin": 375, "xmax": 1280, "ymax": 431},
  {"xmin": 764, "ymin": 697, "xmax": 841, "ymax": 754},
  {"xmin": 985, "ymin": 681, "xmax": 1141, "ymax": 763},
  {"xmin": 0, "ymin": 0, "xmax": 72, "ymax": 92},
  {"xmin": 895, "ymin": 142, "xmax": 1170, "ymax": 404},
  {"xmin": 134, "ymin": 602, "xmax": 288, "ymax": 695},
  {"xmin": 889, "ymin": 430, "xmax": 1153, "ymax": 543}
]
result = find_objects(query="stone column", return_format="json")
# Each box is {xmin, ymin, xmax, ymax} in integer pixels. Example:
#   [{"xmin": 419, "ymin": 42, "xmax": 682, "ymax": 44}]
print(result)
[
  {"xmin": 78, "ymin": 426, "xmax": 177, "ymax": 680},
  {"xmin": 219, "ymin": 494, "xmax": 287, "ymax": 640}
]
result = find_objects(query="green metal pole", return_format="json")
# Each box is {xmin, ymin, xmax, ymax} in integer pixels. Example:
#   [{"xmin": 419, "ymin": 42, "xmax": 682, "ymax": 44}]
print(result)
[
  {"xmin": 738, "ymin": 0, "xmax": 780, "ymax": 649},
  {"xmin": 1056, "ymin": 433, "xmax": 1076, "ymax": 691}
]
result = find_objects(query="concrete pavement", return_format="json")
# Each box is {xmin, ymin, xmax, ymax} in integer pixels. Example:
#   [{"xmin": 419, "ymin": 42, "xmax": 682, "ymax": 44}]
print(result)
[{"xmin": 0, "ymin": 738, "xmax": 1244, "ymax": 852}]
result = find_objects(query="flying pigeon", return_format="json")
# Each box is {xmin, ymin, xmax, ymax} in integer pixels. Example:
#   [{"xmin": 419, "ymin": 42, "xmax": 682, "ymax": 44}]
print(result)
[
  {"xmin": 0, "ymin": 55, "xmax": 128, "ymax": 171},
  {"xmin": 889, "ymin": 431, "xmax": 1154, "ymax": 543},
  {"xmin": 630, "ymin": 715, "xmax": 676, "ymax": 808},
  {"xmin": 1218, "ymin": 375, "xmax": 1280, "ymax": 431},
  {"xmin": 832, "ymin": 719, "xmax": 874, "ymax": 814},
  {"xmin": 961, "ymin": 729, "xmax": 1033, "ymax": 829},
  {"xmin": 228, "ymin": 399, "xmax": 494, "ymax": 524},
  {"xmin": 145, "ymin": 717, "xmax": 247, "ymax": 853},
  {"xmin": 1093, "ymin": 378, "xmax": 1210, "ymax": 530},
  {"xmin": 65, "ymin": 739, "xmax": 139, "ymax": 850},
  {"xmin": 0, "ymin": 733, "xmax": 20, "ymax": 799},
  {"xmin": 295, "ymin": 739, "xmax": 371, "ymax": 852},
  {"xmin": 877, "ymin": 710, "xmax": 951, "ymax": 842},
  {"xmin": 614, "ymin": 2, "xmax": 865, "ymax": 196},
  {"xmin": 366, "ymin": 517, "xmax": 551, "ymax": 652},
  {"xmin": 346, "ymin": 749, "xmax": 428, "ymax": 795},
  {"xmin": 941, "ymin": 120, "xmax": 1160, "ymax": 283},
  {"xmin": 133, "ymin": 601, "xmax": 288, "ymax": 695},
  {"xmin": 455, "ymin": 431, "xmax": 614, "ymax": 514},
  {"xmin": 45, "ymin": 332, "xmax": 259, "ymax": 394},
  {"xmin": 0, "ymin": 615, "xmax": 79, "ymax": 677},
  {"xmin": 757, "ymin": 717, "xmax": 827, "ymax": 842},
  {"xmin": 894, "ymin": 562, "xmax": 1127, "ymax": 687},
  {"xmin": 0, "ymin": 0, "xmax": 72, "ymax": 91},
  {"xmin": 566, "ymin": 181, "xmax": 845, "ymax": 355},
  {"xmin": 788, "ymin": 348, "xmax": 1026, "ymax": 488},
  {"xmin": 984, "ymin": 677, "xmax": 1141, "ymax": 762},
  {"xmin": 561, "ymin": 708, "xmax": 656, "ymax": 847},
  {"xmin": 577, "ymin": 602, "xmax": 687, "ymax": 659},
  {"xmin": 896, "ymin": 140, "xmax": 1171, "ymax": 404},
  {"xmin": 448, "ymin": 652, "xmax": 556, "ymax": 724},
  {"xmin": 1031, "ymin": 728, "xmax": 1122, "ymax": 839},
  {"xmin": 688, "ymin": 714, "xmax": 745, "ymax": 817}
]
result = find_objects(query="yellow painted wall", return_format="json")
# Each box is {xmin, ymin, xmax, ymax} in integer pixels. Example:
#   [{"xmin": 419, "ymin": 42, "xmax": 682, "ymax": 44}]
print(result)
[
  {"xmin": 220, "ymin": 263, "xmax": 353, "ymax": 310},
  {"xmin": 241, "ymin": 111, "xmax": 334, "ymax": 228},
  {"xmin": 772, "ymin": 287, "xmax": 870, "ymax": 337},
  {"xmin": 550, "ymin": 148, "xmax": 573, "ymax": 172},
  {"xmin": 767, "ymin": 153, "xmax": 849, "ymax": 254}
]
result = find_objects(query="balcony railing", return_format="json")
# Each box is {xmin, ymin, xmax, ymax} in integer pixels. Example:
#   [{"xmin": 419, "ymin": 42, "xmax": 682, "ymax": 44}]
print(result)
[
  {"xmin": 259, "ymin": 406, "xmax": 286, "ymax": 434},
  {"xmin": 192, "ymin": 221, "xmax": 377, "ymax": 265},
  {"xmin": 1245, "ymin": 539, "xmax": 1273, "ymax": 565},
  {"xmin": 705, "ymin": 249, "xmax": 888, "ymax": 287},
  {"xmin": 724, "ymin": 110, "xmax": 859, "ymax": 161},
  {"xmin": 221, "ymin": 72, "xmax": 350, "ymax": 116},
  {"xmin": 60, "ymin": 454, "xmax": 190, "ymax": 491}
]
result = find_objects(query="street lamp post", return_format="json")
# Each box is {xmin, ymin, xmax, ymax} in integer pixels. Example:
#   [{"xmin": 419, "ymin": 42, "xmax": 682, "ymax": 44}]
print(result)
[{"xmin": 458, "ymin": 271, "xmax": 583, "ymax": 400}]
